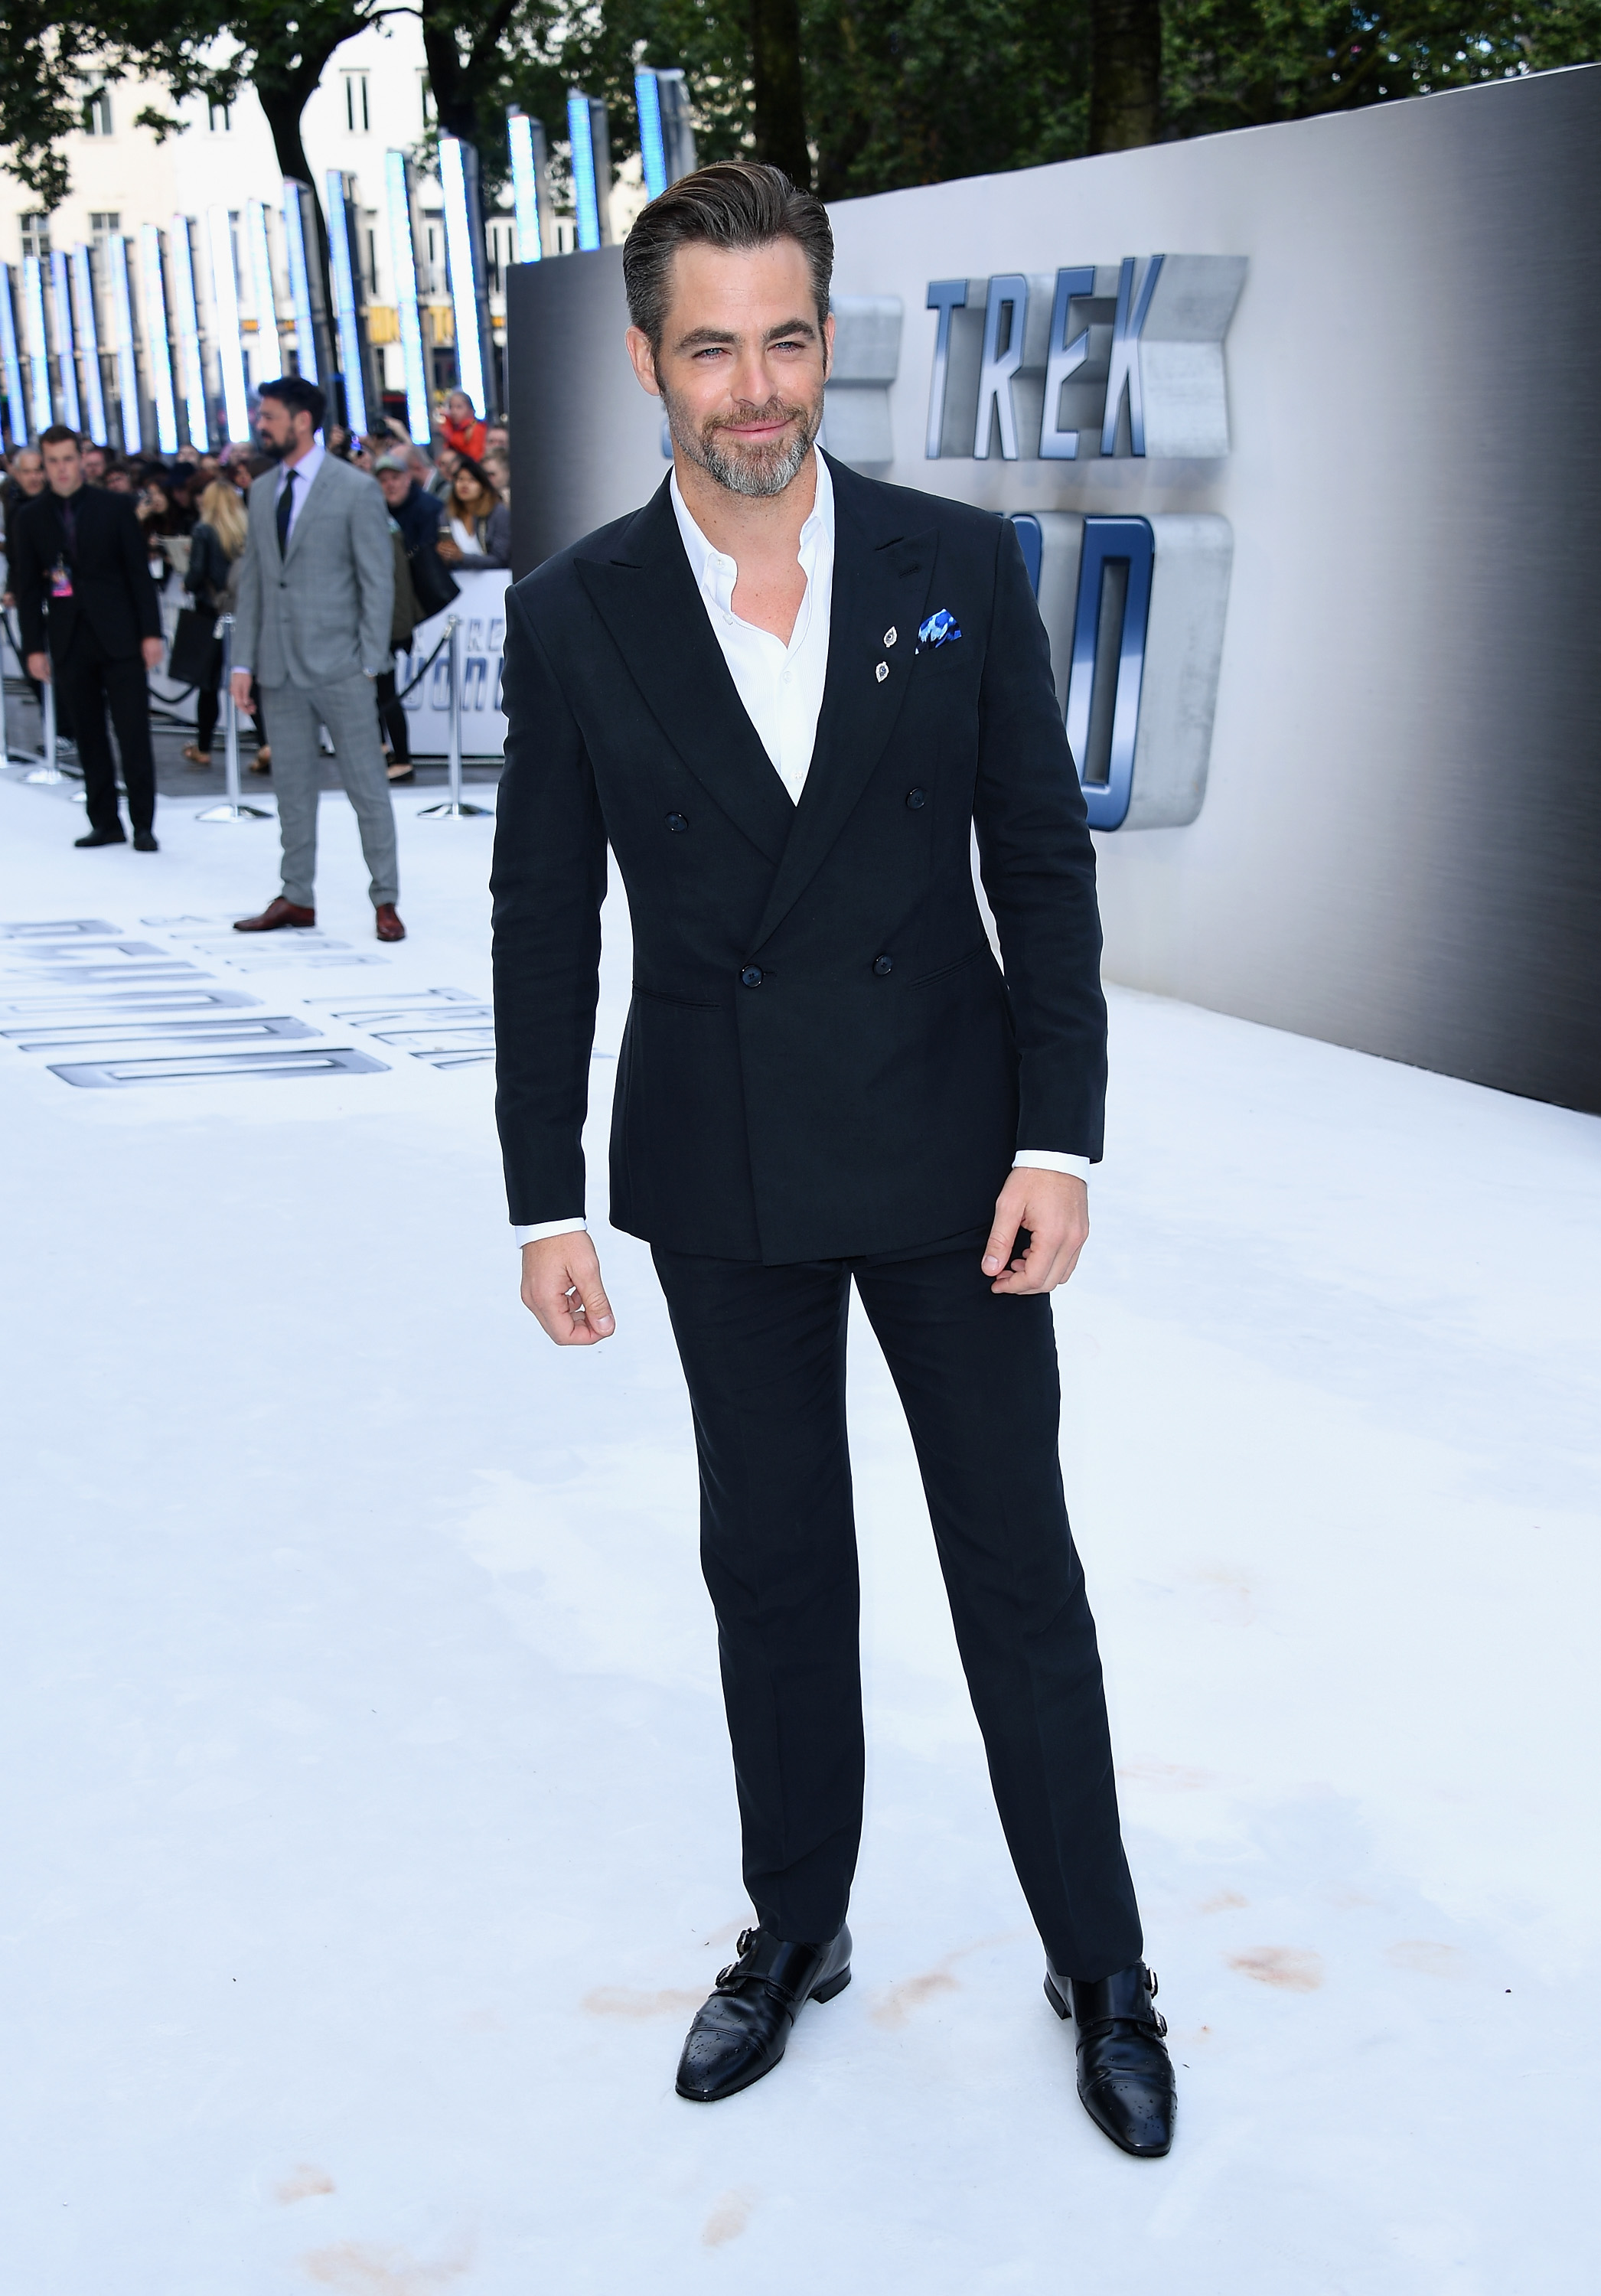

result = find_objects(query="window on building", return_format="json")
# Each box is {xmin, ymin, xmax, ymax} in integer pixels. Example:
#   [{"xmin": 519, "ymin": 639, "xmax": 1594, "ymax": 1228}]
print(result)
[
  {"xmin": 365, "ymin": 220, "xmax": 380, "ymax": 299},
  {"xmin": 20, "ymin": 212, "xmax": 51, "ymax": 262},
  {"xmin": 83, "ymin": 87, "xmax": 114, "ymax": 136},
  {"xmin": 90, "ymin": 212, "xmax": 121, "ymax": 256},
  {"xmin": 422, "ymin": 214, "xmax": 445, "ymax": 296},
  {"xmin": 419, "ymin": 75, "xmax": 436, "ymax": 132},
  {"xmin": 486, "ymin": 217, "xmax": 516, "ymax": 295},
  {"xmin": 208, "ymin": 99, "xmax": 233, "ymax": 133},
  {"xmin": 344, "ymin": 73, "xmax": 370, "ymax": 133}
]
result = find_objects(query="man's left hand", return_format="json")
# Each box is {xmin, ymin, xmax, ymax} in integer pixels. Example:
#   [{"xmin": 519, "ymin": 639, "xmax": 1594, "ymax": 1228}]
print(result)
[
  {"xmin": 141, "ymin": 636, "xmax": 165, "ymax": 670},
  {"xmin": 982, "ymin": 1169, "xmax": 1089, "ymax": 1295}
]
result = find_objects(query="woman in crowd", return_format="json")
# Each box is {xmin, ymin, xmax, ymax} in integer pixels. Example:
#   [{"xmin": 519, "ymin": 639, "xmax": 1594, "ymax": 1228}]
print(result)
[
  {"xmin": 435, "ymin": 458, "xmax": 510, "ymax": 572},
  {"xmin": 180, "ymin": 477, "xmax": 267, "ymax": 771},
  {"xmin": 439, "ymin": 390, "xmax": 486, "ymax": 464}
]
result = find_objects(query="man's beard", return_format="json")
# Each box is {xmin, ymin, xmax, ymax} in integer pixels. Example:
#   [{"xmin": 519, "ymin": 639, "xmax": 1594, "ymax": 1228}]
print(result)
[{"xmin": 664, "ymin": 385, "xmax": 822, "ymax": 500}]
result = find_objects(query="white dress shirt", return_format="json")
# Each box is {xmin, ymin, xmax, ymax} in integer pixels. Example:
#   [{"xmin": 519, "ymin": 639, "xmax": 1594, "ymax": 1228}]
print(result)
[
  {"xmin": 514, "ymin": 454, "xmax": 1088, "ymax": 1246},
  {"xmin": 231, "ymin": 441, "xmax": 325, "ymax": 680}
]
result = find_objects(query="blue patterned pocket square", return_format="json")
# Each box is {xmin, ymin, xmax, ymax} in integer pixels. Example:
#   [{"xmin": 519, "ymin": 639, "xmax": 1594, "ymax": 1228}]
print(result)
[{"xmin": 918, "ymin": 608, "xmax": 961, "ymax": 650}]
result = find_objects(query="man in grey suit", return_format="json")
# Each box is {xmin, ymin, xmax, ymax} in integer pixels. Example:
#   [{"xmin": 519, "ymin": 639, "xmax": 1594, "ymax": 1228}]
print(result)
[{"xmin": 230, "ymin": 375, "xmax": 406, "ymax": 941}]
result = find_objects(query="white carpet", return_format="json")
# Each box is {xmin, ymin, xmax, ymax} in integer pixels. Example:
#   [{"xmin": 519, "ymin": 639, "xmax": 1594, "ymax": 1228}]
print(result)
[{"xmin": 2, "ymin": 769, "xmax": 1595, "ymax": 2294}]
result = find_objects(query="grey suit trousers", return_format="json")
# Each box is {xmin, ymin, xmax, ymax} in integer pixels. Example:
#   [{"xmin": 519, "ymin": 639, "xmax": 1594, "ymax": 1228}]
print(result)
[{"xmin": 266, "ymin": 672, "xmax": 399, "ymax": 910}]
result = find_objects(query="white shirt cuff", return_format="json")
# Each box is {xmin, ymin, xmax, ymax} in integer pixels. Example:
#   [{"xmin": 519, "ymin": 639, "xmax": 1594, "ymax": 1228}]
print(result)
[
  {"xmin": 514, "ymin": 1219, "xmax": 588, "ymax": 1245},
  {"xmin": 1012, "ymin": 1152, "xmax": 1092, "ymax": 1182}
]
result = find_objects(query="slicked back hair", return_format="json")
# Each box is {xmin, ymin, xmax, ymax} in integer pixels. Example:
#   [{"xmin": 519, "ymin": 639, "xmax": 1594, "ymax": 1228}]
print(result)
[
  {"xmin": 259, "ymin": 372, "xmax": 328, "ymax": 432},
  {"xmin": 623, "ymin": 162, "xmax": 833, "ymax": 355}
]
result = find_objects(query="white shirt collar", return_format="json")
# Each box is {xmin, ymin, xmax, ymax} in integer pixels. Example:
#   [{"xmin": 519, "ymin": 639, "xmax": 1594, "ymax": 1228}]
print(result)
[
  {"xmin": 669, "ymin": 448, "xmax": 833, "ymax": 623},
  {"xmin": 278, "ymin": 437, "xmax": 325, "ymax": 494}
]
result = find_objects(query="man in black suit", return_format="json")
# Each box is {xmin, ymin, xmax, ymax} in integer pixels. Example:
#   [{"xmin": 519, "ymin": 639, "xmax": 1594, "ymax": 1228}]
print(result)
[
  {"xmin": 11, "ymin": 424, "xmax": 164, "ymax": 850},
  {"xmin": 492, "ymin": 165, "xmax": 1175, "ymax": 2157}
]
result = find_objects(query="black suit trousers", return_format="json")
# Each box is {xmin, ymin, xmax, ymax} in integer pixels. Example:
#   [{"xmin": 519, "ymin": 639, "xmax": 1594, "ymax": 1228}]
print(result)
[
  {"xmin": 57, "ymin": 623, "xmax": 156, "ymax": 835},
  {"xmin": 651, "ymin": 1240, "xmax": 1143, "ymax": 1981}
]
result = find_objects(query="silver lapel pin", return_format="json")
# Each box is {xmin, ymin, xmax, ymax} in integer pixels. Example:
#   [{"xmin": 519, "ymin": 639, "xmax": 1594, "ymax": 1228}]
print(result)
[{"xmin": 875, "ymin": 661, "xmax": 889, "ymax": 683}]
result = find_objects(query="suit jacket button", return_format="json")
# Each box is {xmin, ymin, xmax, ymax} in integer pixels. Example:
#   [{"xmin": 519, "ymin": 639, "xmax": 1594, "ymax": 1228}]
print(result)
[
  {"xmin": 906, "ymin": 788, "xmax": 925, "ymax": 809},
  {"xmin": 665, "ymin": 812, "xmax": 688, "ymax": 832},
  {"xmin": 873, "ymin": 955, "xmax": 893, "ymax": 976},
  {"xmin": 740, "ymin": 965, "xmax": 763, "ymax": 987}
]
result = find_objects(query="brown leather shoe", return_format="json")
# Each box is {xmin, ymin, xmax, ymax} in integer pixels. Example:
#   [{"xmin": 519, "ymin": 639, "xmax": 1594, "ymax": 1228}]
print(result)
[
  {"xmin": 233, "ymin": 896, "xmax": 315, "ymax": 933},
  {"xmin": 375, "ymin": 903, "xmax": 406, "ymax": 942}
]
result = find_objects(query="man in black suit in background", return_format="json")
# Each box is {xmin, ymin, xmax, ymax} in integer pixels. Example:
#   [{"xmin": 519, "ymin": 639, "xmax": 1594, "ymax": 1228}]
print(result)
[
  {"xmin": 11, "ymin": 424, "xmax": 164, "ymax": 850},
  {"xmin": 491, "ymin": 165, "xmax": 1175, "ymax": 2157}
]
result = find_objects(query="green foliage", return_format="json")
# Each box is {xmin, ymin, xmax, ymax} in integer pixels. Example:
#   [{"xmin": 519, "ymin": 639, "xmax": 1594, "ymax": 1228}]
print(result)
[
  {"xmin": 0, "ymin": 1, "xmax": 239, "ymax": 207},
  {"xmin": 1162, "ymin": 0, "xmax": 1601, "ymax": 136},
  {"xmin": 803, "ymin": 0, "xmax": 1093, "ymax": 197},
  {"xmin": 2, "ymin": 0, "xmax": 1596, "ymax": 215}
]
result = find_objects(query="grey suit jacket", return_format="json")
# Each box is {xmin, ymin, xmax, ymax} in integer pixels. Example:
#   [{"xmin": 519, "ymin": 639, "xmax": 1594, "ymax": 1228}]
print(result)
[{"xmin": 234, "ymin": 452, "xmax": 394, "ymax": 688}]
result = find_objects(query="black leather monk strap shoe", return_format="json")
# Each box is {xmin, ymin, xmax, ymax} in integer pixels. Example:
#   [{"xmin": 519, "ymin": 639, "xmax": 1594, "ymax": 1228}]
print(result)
[
  {"xmin": 1045, "ymin": 1958, "xmax": 1175, "ymax": 2157},
  {"xmin": 676, "ymin": 1924, "xmax": 853, "ymax": 2103}
]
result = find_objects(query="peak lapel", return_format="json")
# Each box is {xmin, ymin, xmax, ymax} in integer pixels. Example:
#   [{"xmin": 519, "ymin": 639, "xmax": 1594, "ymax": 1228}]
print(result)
[
  {"xmin": 751, "ymin": 465, "xmax": 937, "ymax": 952},
  {"xmin": 575, "ymin": 482, "xmax": 795, "ymax": 866}
]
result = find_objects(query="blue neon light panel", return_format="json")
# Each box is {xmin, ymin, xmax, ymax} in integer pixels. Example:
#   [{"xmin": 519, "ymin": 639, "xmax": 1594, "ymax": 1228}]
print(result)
[
  {"xmin": 109, "ymin": 236, "xmax": 142, "ymax": 455},
  {"xmin": 384, "ymin": 149, "xmax": 431, "ymax": 443},
  {"xmin": 21, "ymin": 256, "xmax": 53, "ymax": 433},
  {"xmin": 439, "ymin": 137, "xmax": 489, "ymax": 416},
  {"xmin": 507, "ymin": 112, "xmax": 544, "ymax": 264},
  {"xmin": 168, "ymin": 218, "xmax": 208, "ymax": 450},
  {"xmin": 635, "ymin": 72, "xmax": 667, "ymax": 200},
  {"xmin": 324, "ymin": 170, "xmax": 369, "ymax": 434},
  {"xmin": 139, "ymin": 226, "xmax": 181, "ymax": 454},
  {"xmin": 566, "ymin": 92, "xmax": 602, "ymax": 251},
  {"xmin": 49, "ymin": 251, "xmax": 80, "ymax": 432},
  {"xmin": 0, "ymin": 268, "xmax": 28, "ymax": 444},
  {"xmin": 207, "ymin": 208, "xmax": 250, "ymax": 444},
  {"xmin": 70, "ymin": 247, "xmax": 108, "ymax": 445}
]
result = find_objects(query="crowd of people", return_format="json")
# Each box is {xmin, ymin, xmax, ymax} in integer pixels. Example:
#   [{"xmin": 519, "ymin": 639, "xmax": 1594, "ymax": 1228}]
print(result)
[{"xmin": 2, "ymin": 386, "xmax": 510, "ymax": 788}]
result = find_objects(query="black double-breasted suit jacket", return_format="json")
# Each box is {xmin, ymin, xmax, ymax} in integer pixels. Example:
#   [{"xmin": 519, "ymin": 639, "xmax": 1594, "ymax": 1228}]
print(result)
[{"xmin": 491, "ymin": 454, "xmax": 1107, "ymax": 1267}]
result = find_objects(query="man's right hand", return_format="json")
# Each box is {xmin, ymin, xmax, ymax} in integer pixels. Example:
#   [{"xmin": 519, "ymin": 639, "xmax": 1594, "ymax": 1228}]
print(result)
[
  {"xmin": 26, "ymin": 651, "xmax": 49, "ymax": 683},
  {"xmin": 230, "ymin": 669, "xmax": 255, "ymax": 714},
  {"xmin": 520, "ymin": 1233, "xmax": 615, "ymax": 1346}
]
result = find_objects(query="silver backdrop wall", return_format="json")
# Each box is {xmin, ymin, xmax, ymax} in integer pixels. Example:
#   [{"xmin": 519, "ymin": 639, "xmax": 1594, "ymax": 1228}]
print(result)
[{"xmin": 507, "ymin": 69, "xmax": 1601, "ymax": 1117}]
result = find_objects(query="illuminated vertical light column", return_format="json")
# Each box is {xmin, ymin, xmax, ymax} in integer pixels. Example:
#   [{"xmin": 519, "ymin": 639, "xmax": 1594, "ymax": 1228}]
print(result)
[
  {"xmin": 21, "ymin": 256, "xmax": 53, "ymax": 433},
  {"xmin": 324, "ymin": 169, "xmax": 370, "ymax": 433},
  {"xmin": 281, "ymin": 178, "xmax": 335, "ymax": 386},
  {"xmin": 0, "ymin": 267, "xmax": 28, "ymax": 445},
  {"xmin": 566, "ymin": 92, "xmax": 611, "ymax": 251},
  {"xmin": 507, "ymin": 109, "xmax": 546, "ymax": 263},
  {"xmin": 656, "ymin": 69, "xmax": 697, "ymax": 183},
  {"xmin": 49, "ymin": 251, "xmax": 81, "ymax": 431},
  {"xmin": 70, "ymin": 247, "xmax": 109, "ymax": 445},
  {"xmin": 168, "ymin": 218, "xmax": 208, "ymax": 449},
  {"xmin": 139, "ymin": 226, "xmax": 181, "ymax": 453},
  {"xmin": 383, "ymin": 149, "xmax": 430, "ymax": 443},
  {"xmin": 108, "ymin": 235, "xmax": 142, "ymax": 454},
  {"xmin": 246, "ymin": 201, "xmax": 282, "ymax": 382},
  {"xmin": 207, "ymin": 208, "xmax": 250, "ymax": 443},
  {"xmin": 634, "ymin": 70, "xmax": 667, "ymax": 201},
  {"xmin": 439, "ymin": 135, "xmax": 494, "ymax": 415}
]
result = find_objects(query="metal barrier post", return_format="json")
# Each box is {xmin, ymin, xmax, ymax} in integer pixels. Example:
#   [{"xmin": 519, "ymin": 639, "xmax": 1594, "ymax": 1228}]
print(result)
[
  {"xmin": 418, "ymin": 615, "xmax": 489, "ymax": 819},
  {"xmin": 198, "ymin": 614, "xmax": 270, "ymax": 823},
  {"xmin": 24, "ymin": 672, "xmax": 61, "ymax": 784}
]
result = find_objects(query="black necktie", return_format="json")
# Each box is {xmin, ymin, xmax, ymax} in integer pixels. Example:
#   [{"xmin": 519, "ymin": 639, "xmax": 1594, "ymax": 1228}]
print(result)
[{"xmin": 276, "ymin": 468, "xmax": 295, "ymax": 557}]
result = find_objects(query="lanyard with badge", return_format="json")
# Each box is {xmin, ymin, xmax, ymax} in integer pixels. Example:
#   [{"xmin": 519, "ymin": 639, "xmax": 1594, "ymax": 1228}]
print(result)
[{"xmin": 51, "ymin": 501, "xmax": 74, "ymax": 598}]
